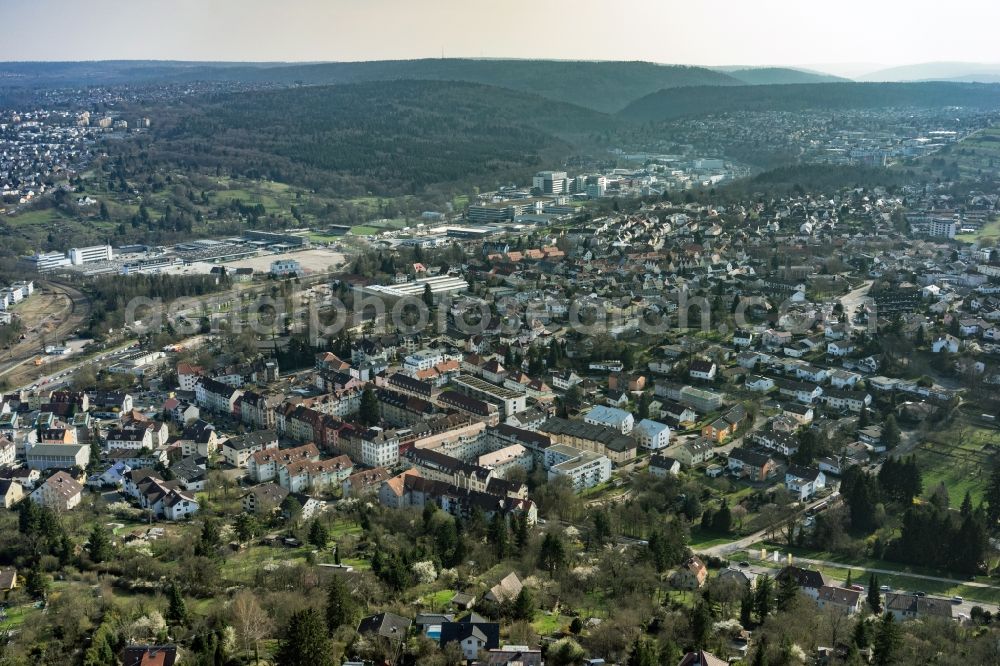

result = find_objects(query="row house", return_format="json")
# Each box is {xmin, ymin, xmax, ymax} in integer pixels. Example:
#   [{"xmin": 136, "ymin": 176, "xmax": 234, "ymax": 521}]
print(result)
[
  {"xmin": 727, "ymin": 448, "xmax": 777, "ymax": 481},
  {"xmin": 819, "ymin": 389, "xmax": 872, "ymax": 413},
  {"xmin": 773, "ymin": 377, "xmax": 823, "ymax": 404},
  {"xmin": 377, "ymin": 388, "xmax": 436, "ymax": 426},
  {"xmin": 123, "ymin": 469, "xmax": 199, "ymax": 520},
  {"xmin": 538, "ymin": 417, "xmax": 637, "ymax": 464},
  {"xmin": 341, "ymin": 467, "xmax": 393, "ymax": 498},
  {"xmin": 277, "ymin": 404, "xmax": 342, "ymax": 451},
  {"xmin": 407, "ymin": 418, "xmax": 487, "ymax": 462},
  {"xmin": 237, "ymin": 390, "xmax": 281, "ymax": 429},
  {"xmin": 339, "ymin": 427, "xmax": 401, "ymax": 468},
  {"xmin": 438, "ymin": 391, "xmax": 500, "ymax": 427},
  {"xmin": 222, "ymin": 430, "xmax": 279, "ymax": 468},
  {"xmin": 194, "ymin": 377, "xmax": 243, "ymax": 415},
  {"xmin": 405, "ymin": 448, "xmax": 494, "ymax": 493},
  {"xmin": 379, "ymin": 470, "xmax": 537, "ymax": 526},
  {"xmin": 751, "ymin": 430, "xmax": 800, "ymax": 457},
  {"xmin": 382, "ymin": 373, "xmax": 438, "ymax": 400}
]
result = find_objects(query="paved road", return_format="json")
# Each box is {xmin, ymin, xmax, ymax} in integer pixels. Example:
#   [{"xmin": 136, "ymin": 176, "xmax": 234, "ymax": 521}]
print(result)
[{"xmin": 839, "ymin": 280, "xmax": 873, "ymax": 330}]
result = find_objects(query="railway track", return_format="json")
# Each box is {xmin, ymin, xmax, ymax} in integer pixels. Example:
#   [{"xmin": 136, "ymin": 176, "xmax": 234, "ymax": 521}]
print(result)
[{"xmin": 0, "ymin": 279, "xmax": 92, "ymax": 385}]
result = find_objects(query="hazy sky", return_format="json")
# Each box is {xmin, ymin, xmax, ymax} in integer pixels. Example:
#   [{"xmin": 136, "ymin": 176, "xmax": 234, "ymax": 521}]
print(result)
[{"xmin": 4, "ymin": 0, "xmax": 999, "ymax": 73}]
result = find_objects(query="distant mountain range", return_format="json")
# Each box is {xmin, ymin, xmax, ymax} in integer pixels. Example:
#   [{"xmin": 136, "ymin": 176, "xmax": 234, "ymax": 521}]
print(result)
[
  {"xmin": 618, "ymin": 81, "xmax": 1000, "ymax": 123},
  {"xmin": 859, "ymin": 62, "xmax": 1000, "ymax": 83},
  {"xmin": 0, "ymin": 59, "xmax": 843, "ymax": 113},
  {"xmin": 711, "ymin": 66, "xmax": 848, "ymax": 85}
]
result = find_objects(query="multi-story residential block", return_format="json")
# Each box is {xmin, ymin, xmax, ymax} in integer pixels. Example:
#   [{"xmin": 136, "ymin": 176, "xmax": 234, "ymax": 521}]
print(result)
[{"xmin": 249, "ymin": 443, "xmax": 320, "ymax": 483}]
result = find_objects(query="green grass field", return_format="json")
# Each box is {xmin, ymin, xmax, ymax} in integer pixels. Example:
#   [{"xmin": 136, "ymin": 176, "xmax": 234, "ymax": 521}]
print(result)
[
  {"xmin": 913, "ymin": 422, "xmax": 1000, "ymax": 508},
  {"xmin": 532, "ymin": 610, "xmax": 571, "ymax": 636},
  {"xmin": 957, "ymin": 216, "xmax": 1000, "ymax": 243},
  {"xmin": 349, "ymin": 225, "xmax": 381, "ymax": 236}
]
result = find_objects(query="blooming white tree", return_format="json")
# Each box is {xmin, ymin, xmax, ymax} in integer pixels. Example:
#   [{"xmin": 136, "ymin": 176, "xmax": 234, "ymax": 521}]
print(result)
[{"xmin": 412, "ymin": 560, "xmax": 438, "ymax": 584}]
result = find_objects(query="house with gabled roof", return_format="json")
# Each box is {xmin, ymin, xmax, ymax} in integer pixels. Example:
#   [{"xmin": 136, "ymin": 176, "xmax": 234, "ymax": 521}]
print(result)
[
  {"xmin": 30, "ymin": 471, "xmax": 83, "ymax": 512},
  {"xmin": 485, "ymin": 572, "xmax": 523, "ymax": 604},
  {"xmin": 776, "ymin": 565, "xmax": 825, "ymax": 600}
]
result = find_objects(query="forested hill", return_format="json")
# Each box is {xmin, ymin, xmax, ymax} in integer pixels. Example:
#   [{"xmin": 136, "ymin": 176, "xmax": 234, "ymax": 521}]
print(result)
[
  {"xmin": 720, "ymin": 67, "xmax": 847, "ymax": 85},
  {"xmin": 0, "ymin": 59, "xmax": 743, "ymax": 113},
  {"xmin": 220, "ymin": 59, "xmax": 746, "ymax": 113},
  {"xmin": 619, "ymin": 81, "xmax": 1000, "ymax": 122},
  {"xmin": 130, "ymin": 79, "xmax": 619, "ymax": 196}
]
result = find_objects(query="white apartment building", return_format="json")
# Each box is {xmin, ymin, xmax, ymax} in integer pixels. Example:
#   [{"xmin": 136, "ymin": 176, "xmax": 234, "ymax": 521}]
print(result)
[
  {"xmin": 633, "ymin": 419, "xmax": 670, "ymax": 450},
  {"xmin": 69, "ymin": 245, "xmax": 113, "ymax": 265}
]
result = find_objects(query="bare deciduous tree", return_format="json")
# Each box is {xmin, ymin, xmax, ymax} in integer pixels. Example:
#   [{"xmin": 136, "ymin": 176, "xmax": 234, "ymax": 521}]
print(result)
[{"xmin": 232, "ymin": 590, "xmax": 272, "ymax": 664}]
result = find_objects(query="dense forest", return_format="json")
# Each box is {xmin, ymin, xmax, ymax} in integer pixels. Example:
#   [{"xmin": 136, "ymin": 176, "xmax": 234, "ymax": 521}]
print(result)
[
  {"xmin": 122, "ymin": 80, "xmax": 619, "ymax": 196},
  {"xmin": 619, "ymin": 81, "xmax": 1000, "ymax": 122},
  {"xmin": 0, "ymin": 59, "xmax": 747, "ymax": 113}
]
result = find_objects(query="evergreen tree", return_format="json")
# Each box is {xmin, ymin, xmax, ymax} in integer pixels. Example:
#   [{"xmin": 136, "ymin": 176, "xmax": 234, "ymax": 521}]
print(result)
[
  {"xmin": 776, "ymin": 571, "xmax": 799, "ymax": 611},
  {"xmin": 511, "ymin": 587, "xmax": 535, "ymax": 622},
  {"xmin": 986, "ymin": 464, "xmax": 1000, "ymax": 528},
  {"xmin": 960, "ymin": 490, "xmax": 974, "ymax": 518},
  {"xmin": 234, "ymin": 513, "xmax": 259, "ymax": 543},
  {"xmin": 309, "ymin": 520, "xmax": 329, "ymax": 549},
  {"xmin": 24, "ymin": 564, "xmax": 48, "ymax": 599},
  {"xmin": 750, "ymin": 635, "xmax": 768, "ymax": 666},
  {"xmin": 867, "ymin": 574, "xmax": 882, "ymax": 613},
  {"xmin": 276, "ymin": 608, "xmax": 335, "ymax": 666},
  {"xmin": 422, "ymin": 283, "xmax": 434, "ymax": 307},
  {"xmin": 739, "ymin": 585, "xmax": 754, "ymax": 627},
  {"xmin": 690, "ymin": 602, "xmax": 712, "ymax": 648},
  {"xmin": 487, "ymin": 513, "xmax": 510, "ymax": 560},
  {"xmin": 882, "ymin": 415, "xmax": 901, "ymax": 449},
  {"xmin": 512, "ymin": 512, "xmax": 530, "ymax": 550},
  {"xmin": 872, "ymin": 612, "xmax": 900, "ymax": 666},
  {"xmin": 592, "ymin": 510, "xmax": 612, "ymax": 545},
  {"xmin": 194, "ymin": 518, "xmax": 221, "ymax": 557},
  {"xmin": 852, "ymin": 617, "xmax": 872, "ymax": 649},
  {"xmin": 87, "ymin": 523, "xmax": 113, "ymax": 564},
  {"xmin": 754, "ymin": 574, "xmax": 773, "ymax": 621},
  {"xmin": 166, "ymin": 582, "xmax": 188, "ymax": 628},
  {"xmin": 711, "ymin": 500, "xmax": 732, "ymax": 534},
  {"xmin": 358, "ymin": 386, "xmax": 380, "ymax": 427},
  {"xmin": 538, "ymin": 532, "xmax": 567, "ymax": 577},
  {"xmin": 325, "ymin": 575, "xmax": 357, "ymax": 633},
  {"xmin": 858, "ymin": 404, "xmax": 869, "ymax": 428},
  {"xmin": 626, "ymin": 635, "xmax": 659, "ymax": 666}
]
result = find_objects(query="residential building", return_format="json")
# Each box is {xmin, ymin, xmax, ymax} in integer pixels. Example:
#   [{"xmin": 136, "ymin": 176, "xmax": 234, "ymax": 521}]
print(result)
[
  {"xmin": 584, "ymin": 405, "xmax": 634, "ymax": 435},
  {"xmin": 633, "ymin": 418, "xmax": 670, "ymax": 450},
  {"xmin": 815, "ymin": 585, "xmax": 863, "ymax": 614},
  {"xmin": 785, "ymin": 465, "xmax": 826, "ymax": 500},
  {"xmin": 649, "ymin": 454, "xmax": 681, "ymax": 477},
  {"xmin": 25, "ymin": 443, "xmax": 89, "ymax": 470},
  {"xmin": 29, "ymin": 471, "xmax": 83, "ymax": 511},
  {"xmin": 544, "ymin": 445, "xmax": 612, "ymax": 491}
]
